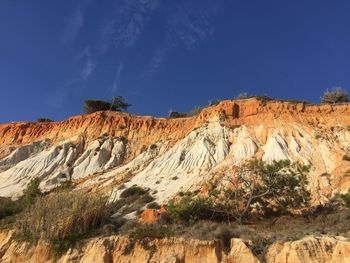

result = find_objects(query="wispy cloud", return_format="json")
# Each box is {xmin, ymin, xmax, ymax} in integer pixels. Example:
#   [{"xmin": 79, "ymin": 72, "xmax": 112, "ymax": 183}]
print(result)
[
  {"xmin": 141, "ymin": 46, "xmax": 171, "ymax": 79},
  {"xmin": 139, "ymin": 0, "xmax": 223, "ymax": 79},
  {"xmin": 100, "ymin": 0, "xmax": 160, "ymax": 51},
  {"xmin": 61, "ymin": 7, "xmax": 84, "ymax": 46},
  {"xmin": 61, "ymin": 0, "xmax": 94, "ymax": 46},
  {"xmin": 79, "ymin": 0, "xmax": 223, "ymax": 85},
  {"xmin": 81, "ymin": 57, "xmax": 95, "ymax": 80},
  {"xmin": 165, "ymin": 0, "xmax": 221, "ymax": 49},
  {"xmin": 78, "ymin": 47, "xmax": 96, "ymax": 80},
  {"xmin": 112, "ymin": 62, "xmax": 124, "ymax": 93}
]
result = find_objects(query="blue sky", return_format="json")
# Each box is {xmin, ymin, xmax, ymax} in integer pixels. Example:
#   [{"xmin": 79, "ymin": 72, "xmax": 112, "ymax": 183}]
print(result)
[{"xmin": 1, "ymin": 0, "xmax": 350, "ymax": 123}]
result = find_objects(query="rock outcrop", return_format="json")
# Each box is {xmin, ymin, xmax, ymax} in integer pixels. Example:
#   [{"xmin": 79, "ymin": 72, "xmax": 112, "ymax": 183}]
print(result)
[
  {"xmin": 0, "ymin": 98, "xmax": 350, "ymax": 202},
  {"xmin": 0, "ymin": 231, "xmax": 349, "ymax": 263},
  {"xmin": 266, "ymin": 236, "xmax": 350, "ymax": 263},
  {"xmin": 1, "ymin": 98, "xmax": 350, "ymax": 262}
]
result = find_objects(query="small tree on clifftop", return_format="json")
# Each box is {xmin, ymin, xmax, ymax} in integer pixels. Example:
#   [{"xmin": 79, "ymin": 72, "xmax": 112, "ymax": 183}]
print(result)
[
  {"xmin": 83, "ymin": 96, "xmax": 131, "ymax": 114},
  {"xmin": 321, "ymin": 87, "xmax": 349, "ymax": 104}
]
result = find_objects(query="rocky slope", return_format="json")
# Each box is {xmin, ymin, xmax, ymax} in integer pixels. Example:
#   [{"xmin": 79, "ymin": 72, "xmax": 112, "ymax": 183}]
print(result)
[
  {"xmin": 1, "ymin": 98, "xmax": 350, "ymax": 203},
  {"xmin": 0, "ymin": 231, "xmax": 349, "ymax": 263}
]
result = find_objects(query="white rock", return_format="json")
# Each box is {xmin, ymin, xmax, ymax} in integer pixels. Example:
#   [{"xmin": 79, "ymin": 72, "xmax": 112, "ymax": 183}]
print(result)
[
  {"xmin": 262, "ymin": 133, "xmax": 290, "ymax": 162},
  {"xmin": 112, "ymin": 122, "xmax": 232, "ymax": 203},
  {"xmin": 230, "ymin": 127, "xmax": 258, "ymax": 163}
]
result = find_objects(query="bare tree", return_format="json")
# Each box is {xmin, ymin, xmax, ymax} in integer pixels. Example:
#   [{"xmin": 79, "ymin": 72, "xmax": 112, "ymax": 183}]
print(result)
[
  {"xmin": 236, "ymin": 92, "xmax": 250, "ymax": 99},
  {"xmin": 321, "ymin": 87, "xmax": 349, "ymax": 104}
]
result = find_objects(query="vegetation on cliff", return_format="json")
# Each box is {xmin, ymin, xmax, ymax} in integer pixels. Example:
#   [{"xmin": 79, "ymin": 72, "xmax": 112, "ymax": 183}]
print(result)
[
  {"xmin": 166, "ymin": 160, "xmax": 311, "ymax": 224},
  {"xmin": 83, "ymin": 96, "xmax": 131, "ymax": 114},
  {"xmin": 321, "ymin": 87, "xmax": 349, "ymax": 104}
]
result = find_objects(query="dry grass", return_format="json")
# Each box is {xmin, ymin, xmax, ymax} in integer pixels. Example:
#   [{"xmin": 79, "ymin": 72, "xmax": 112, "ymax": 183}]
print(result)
[{"xmin": 15, "ymin": 190, "xmax": 108, "ymax": 253}]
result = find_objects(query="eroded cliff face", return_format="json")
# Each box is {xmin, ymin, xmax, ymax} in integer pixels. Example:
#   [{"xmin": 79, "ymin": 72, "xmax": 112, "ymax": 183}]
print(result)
[
  {"xmin": 0, "ymin": 98, "xmax": 350, "ymax": 202},
  {"xmin": 1, "ymin": 98, "xmax": 350, "ymax": 262},
  {"xmin": 0, "ymin": 231, "xmax": 349, "ymax": 263},
  {"xmin": 0, "ymin": 98, "xmax": 350, "ymax": 203}
]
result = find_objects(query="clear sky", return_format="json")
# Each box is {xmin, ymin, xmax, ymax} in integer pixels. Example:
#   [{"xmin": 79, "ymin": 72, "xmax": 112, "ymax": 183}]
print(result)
[{"xmin": 1, "ymin": 0, "xmax": 350, "ymax": 123}]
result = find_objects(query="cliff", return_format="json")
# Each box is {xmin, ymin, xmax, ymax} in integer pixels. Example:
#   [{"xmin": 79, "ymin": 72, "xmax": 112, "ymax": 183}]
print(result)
[
  {"xmin": 0, "ymin": 98, "xmax": 350, "ymax": 201},
  {"xmin": 1, "ymin": 98, "xmax": 350, "ymax": 147},
  {"xmin": 0, "ymin": 231, "xmax": 349, "ymax": 263},
  {"xmin": 1, "ymin": 98, "xmax": 350, "ymax": 262}
]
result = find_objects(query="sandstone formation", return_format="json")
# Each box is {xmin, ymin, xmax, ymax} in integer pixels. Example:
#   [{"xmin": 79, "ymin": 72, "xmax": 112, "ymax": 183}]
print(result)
[
  {"xmin": 0, "ymin": 98, "xmax": 350, "ymax": 203},
  {"xmin": 1, "ymin": 98, "xmax": 350, "ymax": 262},
  {"xmin": 0, "ymin": 231, "xmax": 349, "ymax": 263}
]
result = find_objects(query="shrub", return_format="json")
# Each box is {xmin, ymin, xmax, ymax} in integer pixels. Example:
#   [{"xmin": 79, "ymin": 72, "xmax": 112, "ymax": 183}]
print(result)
[
  {"xmin": 37, "ymin": 118, "xmax": 54, "ymax": 122},
  {"xmin": 53, "ymin": 181, "xmax": 75, "ymax": 192},
  {"xmin": 169, "ymin": 160, "xmax": 311, "ymax": 224},
  {"xmin": 83, "ymin": 96, "xmax": 131, "ymax": 114},
  {"xmin": 321, "ymin": 87, "xmax": 349, "ymax": 104},
  {"xmin": 83, "ymin": 99, "xmax": 113, "ymax": 114},
  {"xmin": 140, "ymin": 194, "xmax": 155, "ymax": 204},
  {"xmin": 340, "ymin": 189, "xmax": 350, "ymax": 207},
  {"xmin": 111, "ymin": 96, "xmax": 131, "ymax": 111},
  {"xmin": 113, "ymin": 186, "xmax": 156, "ymax": 216},
  {"xmin": 189, "ymin": 105, "xmax": 204, "ymax": 116},
  {"xmin": 0, "ymin": 197, "xmax": 23, "ymax": 220},
  {"xmin": 22, "ymin": 178, "xmax": 42, "ymax": 205},
  {"xmin": 168, "ymin": 111, "xmax": 189, "ymax": 118},
  {"xmin": 168, "ymin": 105, "xmax": 206, "ymax": 118},
  {"xmin": 120, "ymin": 186, "xmax": 147, "ymax": 198},
  {"xmin": 167, "ymin": 195, "xmax": 227, "ymax": 224},
  {"xmin": 208, "ymin": 100, "xmax": 221, "ymax": 106},
  {"xmin": 15, "ymin": 191, "xmax": 108, "ymax": 254},
  {"xmin": 147, "ymin": 202, "xmax": 161, "ymax": 209},
  {"xmin": 0, "ymin": 178, "xmax": 42, "ymax": 222},
  {"xmin": 236, "ymin": 92, "xmax": 251, "ymax": 99}
]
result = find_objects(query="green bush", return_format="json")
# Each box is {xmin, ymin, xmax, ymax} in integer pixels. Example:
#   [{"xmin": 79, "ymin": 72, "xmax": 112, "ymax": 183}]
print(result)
[
  {"xmin": 0, "ymin": 178, "xmax": 42, "ymax": 221},
  {"xmin": 112, "ymin": 186, "xmax": 156, "ymax": 216},
  {"xmin": 140, "ymin": 194, "xmax": 155, "ymax": 204},
  {"xmin": 168, "ymin": 160, "xmax": 311, "ymax": 224},
  {"xmin": 0, "ymin": 197, "xmax": 23, "ymax": 220},
  {"xmin": 168, "ymin": 111, "xmax": 189, "ymax": 118},
  {"xmin": 167, "ymin": 195, "xmax": 227, "ymax": 224},
  {"xmin": 340, "ymin": 189, "xmax": 350, "ymax": 207},
  {"xmin": 120, "ymin": 186, "xmax": 147, "ymax": 198},
  {"xmin": 83, "ymin": 99, "xmax": 114, "ymax": 114},
  {"xmin": 147, "ymin": 202, "xmax": 161, "ymax": 209},
  {"xmin": 22, "ymin": 178, "xmax": 42, "ymax": 205}
]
